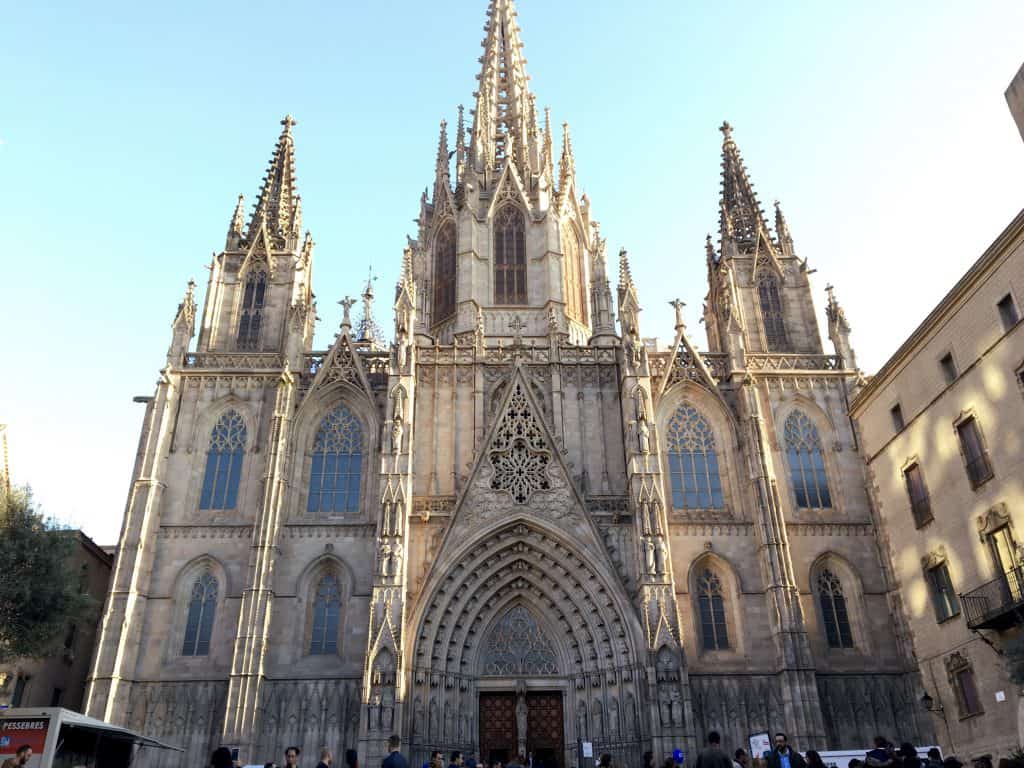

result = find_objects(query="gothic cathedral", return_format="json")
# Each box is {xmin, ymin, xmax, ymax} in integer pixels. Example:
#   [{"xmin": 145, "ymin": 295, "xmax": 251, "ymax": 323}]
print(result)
[{"xmin": 85, "ymin": 1, "xmax": 931, "ymax": 765}]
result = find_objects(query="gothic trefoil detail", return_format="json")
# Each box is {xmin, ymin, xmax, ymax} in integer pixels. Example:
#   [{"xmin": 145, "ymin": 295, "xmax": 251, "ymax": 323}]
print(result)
[{"xmin": 488, "ymin": 381, "xmax": 553, "ymax": 504}]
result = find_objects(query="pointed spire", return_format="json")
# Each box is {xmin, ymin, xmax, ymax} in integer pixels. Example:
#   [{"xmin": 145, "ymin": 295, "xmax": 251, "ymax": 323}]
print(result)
[
  {"xmin": 433, "ymin": 119, "xmax": 451, "ymax": 206},
  {"xmin": 356, "ymin": 268, "xmax": 385, "ymax": 349},
  {"xmin": 248, "ymin": 114, "xmax": 299, "ymax": 244},
  {"xmin": 774, "ymin": 200, "xmax": 795, "ymax": 256},
  {"xmin": 168, "ymin": 278, "xmax": 197, "ymax": 362},
  {"xmin": 470, "ymin": 0, "xmax": 537, "ymax": 174},
  {"xmin": 825, "ymin": 284, "xmax": 857, "ymax": 369},
  {"xmin": 558, "ymin": 122, "xmax": 576, "ymax": 197},
  {"xmin": 173, "ymin": 279, "xmax": 197, "ymax": 330},
  {"xmin": 229, "ymin": 194, "xmax": 245, "ymax": 236},
  {"xmin": 618, "ymin": 247, "xmax": 636, "ymax": 294},
  {"xmin": 718, "ymin": 121, "xmax": 773, "ymax": 254},
  {"xmin": 705, "ymin": 233, "xmax": 717, "ymax": 265},
  {"xmin": 455, "ymin": 104, "xmax": 467, "ymax": 183}
]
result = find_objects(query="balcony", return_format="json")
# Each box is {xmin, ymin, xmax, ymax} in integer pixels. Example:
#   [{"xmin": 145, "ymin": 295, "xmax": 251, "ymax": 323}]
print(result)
[{"xmin": 961, "ymin": 567, "xmax": 1024, "ymax": 630}]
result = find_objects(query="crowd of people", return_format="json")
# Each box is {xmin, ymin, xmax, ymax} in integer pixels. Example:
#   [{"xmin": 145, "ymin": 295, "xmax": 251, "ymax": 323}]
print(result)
[{"xmin": 207, "ymin": 731, "xmax": 997, "ymax": 768}]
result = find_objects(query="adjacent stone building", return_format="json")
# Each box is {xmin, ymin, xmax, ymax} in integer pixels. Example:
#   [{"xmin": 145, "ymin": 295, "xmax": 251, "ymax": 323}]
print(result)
[
  {"xmin": 0, "ymin": 530, "xmax": 113, "ymax": 712},
  {"xmin": 851, "ymin": 208, "xmax": 1024, "ymax": 759},
  {"xmin": 84, "ymin": 1, "xmax": 929, "ymax": 765}
]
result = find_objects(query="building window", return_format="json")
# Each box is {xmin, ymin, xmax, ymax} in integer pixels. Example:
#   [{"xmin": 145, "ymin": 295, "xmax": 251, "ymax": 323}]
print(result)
[
  {"xmin": 563, "ymin": 227, "xmax": 587, "ymax": 323},
  {"xmin": 200, "ymin": 410, "xmax": 247, "ymax": 510},
  {"xmin": 817, "ymin": 569, "xmax": 854, "ymax": 649},
  {"xmin": 784, "ymin": 410, "xmax": 832, "ymax": 509},
  {"xmin": 758, "ymin": 276, "xmax": 788, "ymax": 351},
  {"xmin": 956, "ymin": 416, "xmax": 993, "ymax": 488},
  {"xmin": 307, "ymin": 403, "xmax": 363, "ymax": 515},
  {"xmin": 947, "ymin": 653, "xmax": 983, "ymax": 718},
  {"xmin": 237, "ymin": 269, "xmax": 267, "ymax": 350},
  {"xmin": 433, "ymin": 221, "xmax": 457, "ymax": 323},
  {"xmin": 12, "ymin": 676, "xmax": 28, "ymax": 707},
  {"xmin": 310, "ymin": 574, "xmax": 342, "ymax": 655},
  {"xmin": 182, "ymin": 572, "xmax": 218, "ymax": 657},
  {"xmin": 939, "ymin": 352, "xmax": 958, "ymax": 384},
  {"xmin": 997, "ymin": 293, "xmax": 1020, "ymax": 332},
  {"xmin": 890, "ymin": 403, "xmax": 905, "ymax": 432},
  {"xmin": 903, "ymin": 462, "xmax": 933, "ymax": 528},
  {"xmin": 697, "ymin": 569, "xmax": 729, "ymax": 651},
  {"xmin": 926, "ymin": 563, "xmax": 960, "ymax": 623},
  {"xmin": 665, "ymin": 404, "xmax": 724, "ymax": 510},
  {"xmin": 494, "ymin": 205, "xmax": 527, "ymax": 305}
]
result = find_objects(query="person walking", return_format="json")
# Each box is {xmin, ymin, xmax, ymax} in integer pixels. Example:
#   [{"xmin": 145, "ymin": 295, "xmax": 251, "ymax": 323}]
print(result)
[
  {"xmin": 897, "ymin": 744, "xmax": 922, "ymax": 768},
  {"xmin": 735, "ymin": 749, "xmax": 750, "ymax": 768},
  {"xmin": 316, "ymin": 749, "xmax": 334, "ymax": 768},
  {"xmin": 450, "ymin": 752, "xmax": 465, "ymax": 768},
  {"xmin": 925, "ymin": 750, "xmax": 942, "ymax": 768},
  {"xmin": 1, "ymin": 745, "xmax": 33, "ymax": 768},
  {"xmin": 345, "ymin": 750, "xmax": 359, "ymax": 768},
  {"xmin": 766, "ymin": 733, "xmax": 807, "ymax": 768},
  {"xmin": 695, "ymin": 731, "xmax": 733, "ymax": 768},
  {"xmin": 285, "ymin": 747, "xmax": 303, "ymax": 768},
  {"xmin": 383, "ymin": 736, "xmax": 409, "ymax": 768},
  {"xmin": 805, "ymin": 751, "xmax": 826, "ymax": 768}
]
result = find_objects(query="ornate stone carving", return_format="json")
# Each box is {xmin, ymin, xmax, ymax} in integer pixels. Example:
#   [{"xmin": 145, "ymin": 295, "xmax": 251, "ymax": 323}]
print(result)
[{"xmin": 488, "ymin": 382, "xmax": 552, "ymax": 504}]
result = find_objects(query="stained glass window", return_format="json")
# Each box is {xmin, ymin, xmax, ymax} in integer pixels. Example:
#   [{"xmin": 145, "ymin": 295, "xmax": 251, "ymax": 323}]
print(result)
[
  {"xmin": 200, "ymin": 410, "xmax": 246, "ymax": 510},
  {"xmin": 784, "ymin": 411, "xmax": 832, "ymax": 509},
  {"xmin": 758, "ymin": 276, "xmax": 788, "ymax": 351},
  {"xmin": 307, "ymin": 404, "xmax": 363, "ymax": 515},
  {"xmin": 433, "ymin": 221, "xmax": 457, "ymax": 323},
  {"xmin": 817, "ymin": 569, "xmax": 854, "ymax": 649},
  {"xmin": 310, "ymin": 574, "xmax": 341, "ymax": 655},
  {"xmin": 563, "ymin": 227, "xmax": 587, "ymax": 323},
  {"xmin": 237, "ymin": 269, "xmax": 267, "ymax": 350},
  {"xmin": 666, "ymin": 405, "xmax": 724, "ymax": 510},
  {"xmin": 494, "ymin": 205, "xmax": 526, "ymax": 305},
  {"xmin": 697, "ymin": 570, "xmax": 729, "ymax": 650},
  {"xmin": 182, "ymin": 572, "xmax": 218, "ymax": 656}
]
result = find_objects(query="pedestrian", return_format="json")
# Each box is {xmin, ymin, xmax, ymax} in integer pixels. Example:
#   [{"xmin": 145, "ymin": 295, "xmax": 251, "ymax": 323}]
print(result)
[
  {"xmin": 695, "ymin": 731, "xmax": 733, "ymax": 768},
  {"xmin": 1, "ymin": 745, "xmax": 33, "ymax": 768},
  {"xmin": 925, "ymin": 751, "xmax": 942, "ymax": 768},
  {"xmin": 316, "ymin": 749, "xmax": 334, "ymax": 768},
  {"xmin": 644, "ymin": 753, "xmax": 655, "ymax": 768},
  {"xmin": 450, "ymin": 752, "xmax": 465, "ymax": 768},
  {"xmin": 735, "ymin": 749, "xmax": 750, "ymax": 768},
  {"xmin": 942, "ymin": 759, "xmax": 962, "ymax": 768},
  {"xmin": 382, "ymin": 736, "xmax": 409, "ymax": 768},
  {"xmin": 466, "ymin": 756, "xmax": 478, "ymax": 768},
  {"xmin": 850, "ymin": 761, "xmax": 864, "ymax": 768},
  {"xmin": 508, "ymin": 755, "xmax": 526, "ymax": 768},
  {"xmin": 766, "ymin": 733, "xmax": 807, "ymax": 768},
  {"xmin": 662, "ymin": 758, "xmax": 677, "ymax": 768},
  {"xmin": 598, "ymin": 755, "xmax": 612, "ymax": 768},
  {"xmin": 211, "ymin": 747, "xmax": 235, "ymax": 768},
  {"xmin": 346, "ymin": 750, "xmax": 359, "ymax": 768},
  {"xmin": 285, "ymin": 747, "xmax": 303, "ymax": 768},
  {"xmin": 898, "ymin": 744, "xmax": 921, "ymax": 768},
  {"xmin": 805, "ymin": 751, "xmax": 826, "ymax": 768}
]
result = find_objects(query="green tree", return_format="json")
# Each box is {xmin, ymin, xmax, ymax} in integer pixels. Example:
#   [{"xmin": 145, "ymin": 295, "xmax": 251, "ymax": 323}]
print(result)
[{"xmin": 0, "ymin": 486, "xmax": 93, "ymax": 663}]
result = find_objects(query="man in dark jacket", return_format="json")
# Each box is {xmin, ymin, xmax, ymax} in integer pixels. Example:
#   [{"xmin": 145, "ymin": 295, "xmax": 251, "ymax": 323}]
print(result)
[
  {"xmin": 766, "ymin": 733, "xmax": 807, "ymax": 768},
  {"xmin": 383, "ymin": 735, "xmax": 409, "ymax": 768},
  {"xmin": 695, "ymin": 732, "xmax": 734, "ymax": 768}
]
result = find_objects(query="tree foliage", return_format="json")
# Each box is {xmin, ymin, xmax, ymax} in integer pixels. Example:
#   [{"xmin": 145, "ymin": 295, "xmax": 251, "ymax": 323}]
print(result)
[{"xmin": 0, "ymin": 487, "xmax": 93, "ymax": 664}]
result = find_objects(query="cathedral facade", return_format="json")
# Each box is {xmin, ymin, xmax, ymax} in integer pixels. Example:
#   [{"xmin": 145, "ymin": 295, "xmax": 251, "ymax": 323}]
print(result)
[{"xmin": 85, "ymin": 1, "xmax": 932, "ymax": 765}]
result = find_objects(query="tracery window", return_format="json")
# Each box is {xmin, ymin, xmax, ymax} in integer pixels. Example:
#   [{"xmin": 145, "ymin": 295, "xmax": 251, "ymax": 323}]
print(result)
[
  {"xmin": 494, "ymin": 205, "xmax": 526, "ymax": 305},
  {"xmin": 489, "ymin": 383, "xmax": 551, "ymax": 504},
  {"xmin": 563, "ymin": 227, "xmax": 587, "ymax": 323},
  {"xmin": 816, "ymin": 569, "xmax": 854, "ymax": 649},
  {"xmin": 309, "ymin": 574, "xmax": 342, "ymax": 655},
  {"xmin": 758, "ymin": 276, "xmax": 788, "ymax": 351},
  {"xmin": 200, "ymin": 410, "xmax": 246, "ymax": 510},
  {"xmin": 784, "ymin": 410, "xmax": 832, "ymax": 509},
  {"xmin": 182, "ymin": 572, "xmax": 218, "ymax": 657},
  {"xmin": 307, "ymin": 404, "xmax": 363, "ymax": 515},
  {"xmin": 665, "ymin": 405, "xmax": 724, "ymax": 510},
  {"xmin": 481, "ymin": 605, "xmax": 559, "ymax": 676},
  {"xmin": 697, "ymin": 569, "xmax": 729, "ymax": 651},
  {"xmin": 433, "ymin": 221, "xmax": 457, "ymax": 323},
  {"xmin": 237, "ymin": 269, "xmax": 267, "ymax": 350}
]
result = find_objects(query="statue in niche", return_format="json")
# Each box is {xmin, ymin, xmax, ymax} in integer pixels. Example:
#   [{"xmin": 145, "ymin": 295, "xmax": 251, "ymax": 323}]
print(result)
[
  {"xmin": 391, "ymin": 419, "xmax": 404, "ymax": 455},
  {"xmin": 390, "ymin": 542, "xmax": 404, "ymax": 579},
  {"xmin": 655, "ymin": 537, "xmax": 668, "ymax": 575},
  {"xmin": 669, "ymin": 689, "xmax": 683, "ymax": 726},
  {"xmin": 381, "ymin": 687, "xmax": 395, "ymax": 731},
  {"xmin": 379, "ymin": 543, "xmax": 392, "ymax": 577},
  {"xmin": 638, "ymin": 418, "xmax": 651, "ymax": 454},
  {"xmin": 368, "ymin": 695, "xmax": 381, "ymax": 731},
  {"xmin": 644, "ymin": 538, "xmax": 656, "ymax": 575},
  {"xmin": 515, "ymin": 680, "xmax": 528, "ymax": 751}
]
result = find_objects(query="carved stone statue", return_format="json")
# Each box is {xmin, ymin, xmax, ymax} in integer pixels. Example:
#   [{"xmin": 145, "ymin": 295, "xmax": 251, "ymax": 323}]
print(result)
[
  {"xmin": 644, "ymin": 537, "xmax": 656, "ymax": 575},
  {"xmin": 655, "ymin": 537, "xmax": 668, "ymax": 575},
  {"xmin": 515, "ymin": 681, "xmax": 528, "ymax": 749},
  {"xmin": 638, "ymin": 418, "xmax": 651, "ymax": 454},
  {"xmin": 391, "ymin": 542, "xmax": 404, "ymax": 578},
  {"xmin": 669, "ymin": 689, "xmax": 683, "ymax": 725},
  {"xmin": 391, "ymin": 419, "xmax": 404, "ymax": 455},
  {"xmin": 380, "ymin": 543, "xmax": 392, "ymax": 577}
]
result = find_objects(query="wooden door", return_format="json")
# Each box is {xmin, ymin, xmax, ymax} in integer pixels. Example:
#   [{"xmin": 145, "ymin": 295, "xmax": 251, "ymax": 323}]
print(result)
[
  {"xmin": 480, "ymin": 692, "xmax": 516, "ymax": 766},
  {"xmin": 526, "ymin": 692, "xmax": 564, "ymax": 768}
]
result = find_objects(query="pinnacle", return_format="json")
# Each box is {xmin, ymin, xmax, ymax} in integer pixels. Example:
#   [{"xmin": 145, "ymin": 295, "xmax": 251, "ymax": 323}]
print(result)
[
  {"xmin": 718, "ymin": 121, "xmax": 771, "ymax": 252},
  {"xmin": 247, "ymin": 115, "xmax": 300, "ymax": 243}
]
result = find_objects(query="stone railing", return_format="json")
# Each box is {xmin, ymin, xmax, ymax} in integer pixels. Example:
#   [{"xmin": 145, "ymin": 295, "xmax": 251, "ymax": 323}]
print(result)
[
  {"xmin": 745, "ymin": 354, "xmax": 841, "ymax": 371},
  {"xmin": 182, "ymin": 352, "xmax": 284, "ymax": 369}
]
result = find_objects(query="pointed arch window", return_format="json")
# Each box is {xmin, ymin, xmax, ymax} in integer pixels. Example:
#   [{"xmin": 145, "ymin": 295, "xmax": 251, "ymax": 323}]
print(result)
[
  {"xmin": 433, "ymin": 221, "xmax": 457, "ymax": 323},
  {"xmin": 784, "ymin": 410, "xmax": 832, "ymax": 509},
  {"xmin": 494, "ymin": 205, "xmax": 526, "ymax": 305},
  {"xmin": 237, "ymin": 269, "xmax": 267, "ymax": 350},
  {"xmin": 758, "ymin": 276, "xmax": 788, "ymax": 351},
  {"xmin": 200, "ymin": 410, "xmax": 247, "ymax": 510},
  {"xmin": 182, "ymin": 572, "xmax": 218, "ymax": 656},
  {"xmin": 563, "ymin": 227, "xmax": 587, "ymax": 323},
  {"xmin": 665, "ymin": 405, "xmax": 724, "ymax": 510},
  {"xmin": 309, "ymin": 573, "xmax": 342, "ymax": 655},
  {"xmin": 307, "ymin": 403, "xmax": 363, "ymax": 515},
  {"xmin": 697, "ymin": 569, "xmax": 729, "ymax": 650},
  {"xmin": 816, "ymin": 569, "xmax": 854, "ymax": 648}
]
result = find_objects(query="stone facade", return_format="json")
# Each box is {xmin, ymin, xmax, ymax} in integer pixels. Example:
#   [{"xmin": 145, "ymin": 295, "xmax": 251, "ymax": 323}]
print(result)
[
  {"xmin": 0, "ymin": 531, "xmax": 112, "ymax": 712},
  {"xmin": 851, "ymin": 209, "xmax": 1024, "ymax": 761},
  {"xmin": 84, "ymin": 1, "xmax": 929, "ymax": 765}
]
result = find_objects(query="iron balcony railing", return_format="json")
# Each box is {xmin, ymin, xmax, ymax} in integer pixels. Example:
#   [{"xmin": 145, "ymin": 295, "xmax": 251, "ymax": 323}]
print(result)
[{"xmin": 961, "ymin": 567, "xmax": 1024, "ymax": 630}]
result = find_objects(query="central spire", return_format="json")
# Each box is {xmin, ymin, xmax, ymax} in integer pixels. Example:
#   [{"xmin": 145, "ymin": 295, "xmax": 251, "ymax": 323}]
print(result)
[
  {"xmin": 248, "ymin": 114, "xmax": 300, "ymax": 244},
  {"xmin": 470, "ymin": 0, "xmax": 538, "ymax": 174}
]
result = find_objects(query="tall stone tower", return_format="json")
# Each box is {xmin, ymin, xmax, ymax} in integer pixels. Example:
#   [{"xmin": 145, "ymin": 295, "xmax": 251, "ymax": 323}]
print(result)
[{"xmin": 85, "ymin": 2, "xmax": 928, "ymax": 766}]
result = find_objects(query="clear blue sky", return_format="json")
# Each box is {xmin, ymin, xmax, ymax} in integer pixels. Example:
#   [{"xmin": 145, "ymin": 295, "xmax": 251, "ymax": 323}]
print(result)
[{"xmin": 2, "ymin": 1, "xmax": 1022, "ymax": 544}]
